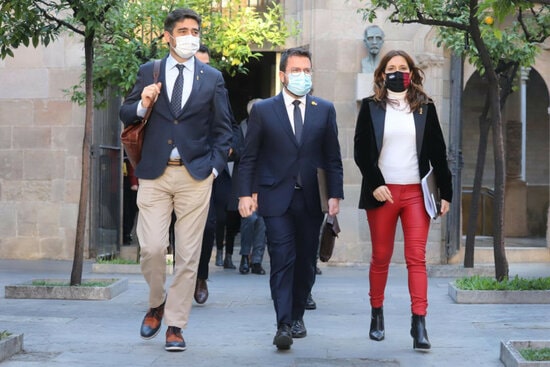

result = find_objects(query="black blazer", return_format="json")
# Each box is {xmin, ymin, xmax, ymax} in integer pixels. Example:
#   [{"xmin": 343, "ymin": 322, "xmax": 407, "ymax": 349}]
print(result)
[
  {"xmin": 119, "ymin": 56, "xmax": 233, "ymax": 180},
  {"xmin": 354, "ymin": 97, "xmax": 452, "ymax": 209}
]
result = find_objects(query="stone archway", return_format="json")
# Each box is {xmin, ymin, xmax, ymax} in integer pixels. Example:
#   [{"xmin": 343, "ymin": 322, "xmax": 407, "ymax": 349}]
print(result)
[{"xmin": 461, "ymin": 68, "xmax": 549, "ymax": 238}]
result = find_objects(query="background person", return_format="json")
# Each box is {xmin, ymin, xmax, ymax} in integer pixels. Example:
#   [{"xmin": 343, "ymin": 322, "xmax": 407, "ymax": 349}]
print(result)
[
  {"xmin": 193, "ymin": 44, "xmax": 239, "ymax": 302},
  {"xmin": 233, "ymin": 98, "xmax": 267, "ymax": 275},
  {"xmin": 354, "ymin": 49, "xmax": 452, "ymax": 351}
]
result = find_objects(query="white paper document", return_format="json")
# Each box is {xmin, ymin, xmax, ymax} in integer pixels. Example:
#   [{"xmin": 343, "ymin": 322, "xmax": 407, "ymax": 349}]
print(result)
[{"xmin": 421, "ymin": 167, "xmax": 441, "ymax": 219}]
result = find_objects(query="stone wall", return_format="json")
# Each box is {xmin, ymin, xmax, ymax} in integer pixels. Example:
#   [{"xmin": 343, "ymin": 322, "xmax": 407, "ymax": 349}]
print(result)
[{"xmin": 0, "ymin": 35, "xmax": 85, "ymax": 259}]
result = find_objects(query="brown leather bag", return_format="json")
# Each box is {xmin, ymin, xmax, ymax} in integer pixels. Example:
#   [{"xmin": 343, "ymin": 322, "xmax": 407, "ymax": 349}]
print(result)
[
  {"xmin": 121, "ymin": 60, "xmax": 161, "ymax": 168},
  {"xmin": 319, "ymin": 214, "xmax": 340, "ymax": 262}
]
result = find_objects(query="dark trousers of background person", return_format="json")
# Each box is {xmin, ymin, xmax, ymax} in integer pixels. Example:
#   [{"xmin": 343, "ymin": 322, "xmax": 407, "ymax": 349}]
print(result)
[
  {"xmin": 366, "ymin": 184, "xmax": 430, "ymax": 316},
  {"xmin": 197, "ymin": 195, "xmax": 216, "ymax": 280},
  {"xmin": 213, "ymin": 172, "xmax": 240, "ymax": 268},
  {"xmin": 123, "ymin": 176, "xmax": 138, "ymax": 245},
  {"xmin": 239, "ymin": 212, "xmax": 266, "ymax": 265},
  {"xmin": 264, "ymin": 190, "xmax": 324, "ymax": 327}
]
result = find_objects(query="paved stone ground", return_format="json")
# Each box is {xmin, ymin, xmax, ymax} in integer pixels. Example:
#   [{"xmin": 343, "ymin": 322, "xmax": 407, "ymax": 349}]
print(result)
[{"xmin": 0, "ymin": 259, "xmax": 549, "ymax": 367}]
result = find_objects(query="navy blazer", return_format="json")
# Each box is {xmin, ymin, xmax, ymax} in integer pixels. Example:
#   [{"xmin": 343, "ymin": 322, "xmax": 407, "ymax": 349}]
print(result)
[
  {"xmin": 238, "ymin": 92, "xmax": 344, "ymax": 217},
  {"xmin": 354, "ymin": 97, "xmax": 452, "ymax": 209},
  {"xmin": 119, "ymin": 56, "xmax": 233, "ymax": 180}
]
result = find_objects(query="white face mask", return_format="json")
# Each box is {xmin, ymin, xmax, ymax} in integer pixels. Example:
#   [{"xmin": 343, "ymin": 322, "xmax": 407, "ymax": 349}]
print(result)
[{"xmin": 171, "ymin": 34, "xmax": 200, "ymax": 59}]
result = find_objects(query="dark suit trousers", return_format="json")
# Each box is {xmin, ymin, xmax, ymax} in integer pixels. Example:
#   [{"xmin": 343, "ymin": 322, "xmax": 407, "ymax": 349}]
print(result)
[
  {"xmin": 264, "ymin": 189, "xmax": 324, "ymax": 326},
  {"xmin": 197, "ymin": 194, "xmax": 216, "ymax": 280}
]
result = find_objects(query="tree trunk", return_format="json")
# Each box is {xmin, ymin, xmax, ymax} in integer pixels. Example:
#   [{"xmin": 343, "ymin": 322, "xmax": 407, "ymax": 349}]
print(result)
[
  {"xmin": 468, "ymin": 16, "xmax": 509, "ymax": 281},
  {"xmin": 70, "ymin": 34, "xmax": 94, "ymax": 286},
  {"xmin": 464, "ymin": 93, "xmax": 491, "ymax": 267},
  {"xmin": 489, "ymin": 80, "xmax": 509, "ymax": 281}
]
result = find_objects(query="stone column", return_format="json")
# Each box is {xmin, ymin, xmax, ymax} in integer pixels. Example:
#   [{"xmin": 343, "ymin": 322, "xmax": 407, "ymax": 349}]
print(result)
[{"xmin": 503, "ymin": 69, "xmax": 529, "ymax": 236}]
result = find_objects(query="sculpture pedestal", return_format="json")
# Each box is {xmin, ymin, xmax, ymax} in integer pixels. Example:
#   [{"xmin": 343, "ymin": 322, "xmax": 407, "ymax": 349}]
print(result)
[{"xmin": 356, "ymin": 73, "xmax": 374, "ymax": 101}]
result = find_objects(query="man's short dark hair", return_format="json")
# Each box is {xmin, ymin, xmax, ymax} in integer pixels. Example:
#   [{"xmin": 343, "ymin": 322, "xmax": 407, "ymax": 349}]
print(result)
[
  {"xmin": 198, "ymin": 44, "xmax": 210, "ymax": 56},
  {"xmin": 279, "ymin": 47, "xmax": 311, "ymax": 72},
  {"xmin": 164, "ymin": 8, "xmax": 201, "ymax": 33}
]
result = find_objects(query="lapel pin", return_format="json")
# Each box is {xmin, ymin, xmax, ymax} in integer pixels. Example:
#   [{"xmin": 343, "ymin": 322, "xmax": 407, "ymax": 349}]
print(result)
[
  {"xmin": 311, "ymin": 101, "xmax": 317, "ymax": 106},
  {"xmin": 419, "ymin": 107, "xmax": 423, "ymax": 115}
]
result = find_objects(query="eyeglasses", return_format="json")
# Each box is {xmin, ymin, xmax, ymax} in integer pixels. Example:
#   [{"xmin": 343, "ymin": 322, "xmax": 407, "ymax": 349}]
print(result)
[{"xmin": 286, "ymin": 67, "xmax": 312, "ymax": 76}]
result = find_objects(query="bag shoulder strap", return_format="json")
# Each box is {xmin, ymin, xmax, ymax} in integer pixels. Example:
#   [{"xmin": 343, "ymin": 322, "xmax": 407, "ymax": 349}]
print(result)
[
  {"xmin": 152, "ymin": 59, "xmax": 161, "ymax": 83},
  {"xmin": 143, "ymin": 59, "xmax": 161, "ymax": 123}
]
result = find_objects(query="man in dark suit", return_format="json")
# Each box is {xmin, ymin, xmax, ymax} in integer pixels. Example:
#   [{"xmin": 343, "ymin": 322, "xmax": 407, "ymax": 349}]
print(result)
[
  {"xmin": 119, "ymin": 8, "xmax": 233, "ymax": 352},
  {"xmin": 238, "ymin": 47, "xmax": 344, "ymax": 350}
]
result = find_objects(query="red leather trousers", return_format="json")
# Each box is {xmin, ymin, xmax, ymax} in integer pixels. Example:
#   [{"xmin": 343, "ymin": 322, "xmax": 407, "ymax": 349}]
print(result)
[{"xmin": 366, "ymin": 184, "xmax": 430, "ymax": 315}]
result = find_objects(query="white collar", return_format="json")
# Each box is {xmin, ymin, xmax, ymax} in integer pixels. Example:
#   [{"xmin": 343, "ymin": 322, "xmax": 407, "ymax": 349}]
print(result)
[
  {"xmin": 167, "ymin": 55, "xmax": 195, "ymax": 73},
  {"xmin": 282, "ymin": 89, "xmax": 306, "ymax": 107}
]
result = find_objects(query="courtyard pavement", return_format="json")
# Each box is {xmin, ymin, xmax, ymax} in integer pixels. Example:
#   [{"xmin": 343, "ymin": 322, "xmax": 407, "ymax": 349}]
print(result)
[{"xmin": 0, "ymin": 258, "xmax": 549, "ymax": 367}]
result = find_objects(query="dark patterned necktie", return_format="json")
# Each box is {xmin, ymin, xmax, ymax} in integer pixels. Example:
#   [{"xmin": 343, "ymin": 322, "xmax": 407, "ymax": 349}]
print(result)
[
  {"xmin": 292, "ymin": 100, "xmax": 303, "ymax": 187},
  {"xmin": 170, "ymin": 64, "xmax": 184, "ymax": 116},
  {"xmin": 293, "ymin": 100, "xmax": 303, "ymax": 143}
]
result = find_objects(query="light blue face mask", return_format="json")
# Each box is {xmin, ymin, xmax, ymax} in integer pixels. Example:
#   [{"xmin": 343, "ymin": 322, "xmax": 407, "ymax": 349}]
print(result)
[{"xmin": 286, "ymin": 72, "xmax": 312, "ymax": 97}]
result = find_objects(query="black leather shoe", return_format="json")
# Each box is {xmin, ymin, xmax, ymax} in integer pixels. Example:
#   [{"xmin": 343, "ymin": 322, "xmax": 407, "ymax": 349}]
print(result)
[
  {"xmin": 369, "ymin": 307, "xmax": 385, "ymax": 341},
  {"xmin": 140, "ymin": 301, "xmax": 165, "ymax": 339},
  {"xmin": 165, "ymin": 326, "xmax": 186, "ymax": 352},
  {"xmin": 250, "ymin": 263, "xmax": 266, "ymax": 275},
  {"xmin": 194, "ymin": 278, "xmax": 208, "ymax": 304},
  {"xmin": 315, "ymin": 266, "xmax": 322, "ymax": 275},
  {"xmin": 305, "ymin": 293, "xmax": 316, "ymax": 310},
  {"xmin": 239, "ymin": 255, "xmax": 250, "ymax": 274},
  {"xmin": 411, "ymin": 314, "xmax": 431, "ymax": 351},
  {"xmin": 223, "ymin": 254, "xmax": 236, "ymax": 269},
  {"xmin": 273, "ymin": 324, "xmax": 293, "ymax": 350},
  {"xmin": 291, "ymin": 319, "xmax": 307, "ymax": 338}
]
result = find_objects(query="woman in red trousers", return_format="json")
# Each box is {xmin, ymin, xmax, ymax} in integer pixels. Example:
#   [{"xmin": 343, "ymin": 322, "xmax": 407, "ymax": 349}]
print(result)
[{"xmin": 354, "ymin": 50, "xmax": 452, "ymax": 351}]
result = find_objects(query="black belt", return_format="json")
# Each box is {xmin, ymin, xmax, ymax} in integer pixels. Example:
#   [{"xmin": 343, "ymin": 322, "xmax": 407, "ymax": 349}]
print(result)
[{"xmin": 167, "ymin": 159, "xmax": 184, "ymax": 166}]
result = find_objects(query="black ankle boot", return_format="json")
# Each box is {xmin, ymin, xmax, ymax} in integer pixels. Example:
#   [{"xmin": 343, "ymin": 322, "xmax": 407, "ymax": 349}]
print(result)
[
  {"xmin": 369, "ymin": 307, "xmax": 385, "ymax": 341},
  {"xmin": 411, "ymin": 314, "xmax": 431, "ymax": 351},
  {"xmin": 223, "ymin": 254, "xmax": 236, "ymax": 269}
]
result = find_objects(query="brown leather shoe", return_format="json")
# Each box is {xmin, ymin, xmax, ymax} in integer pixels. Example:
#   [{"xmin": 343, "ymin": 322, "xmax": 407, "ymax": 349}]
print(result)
[
  {"xmin": 140, "ymin": 301, "xmax": 165, "ymax": 339},
  {"xmin": 165, "ymin": 326, "xmax": 186, "ymax": 352},
  {"xmin": 194, "ymin": 278, "xmax": 208, "ymax": 304}
]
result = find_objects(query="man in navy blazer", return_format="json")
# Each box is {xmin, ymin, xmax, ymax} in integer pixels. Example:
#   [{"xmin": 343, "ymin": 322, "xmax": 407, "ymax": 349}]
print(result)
[
  {"xmin": 119, "ymin": 8, "xmax": 232, "ymax": 352},
  {"xmin": 238, "ymin": 47, "xmax": 344, "ymax": 350}
]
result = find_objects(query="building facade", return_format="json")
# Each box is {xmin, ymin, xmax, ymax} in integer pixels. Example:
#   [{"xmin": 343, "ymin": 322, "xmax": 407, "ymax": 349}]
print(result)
[{"xmin": 0, "ymin": 0, "xmax": 548, "ymax": 263}]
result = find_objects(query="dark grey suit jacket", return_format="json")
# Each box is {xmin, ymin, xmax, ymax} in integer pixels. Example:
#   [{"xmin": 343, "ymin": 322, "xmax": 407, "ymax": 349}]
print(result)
[{"xmin": 238, "ymin": 92, "xmax": 344, "ymax": 217}]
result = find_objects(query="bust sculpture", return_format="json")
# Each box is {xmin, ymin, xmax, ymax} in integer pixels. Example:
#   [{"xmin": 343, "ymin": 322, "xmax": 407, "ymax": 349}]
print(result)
[{"xmin": 361, "ymin": 25, "xmax": 385, "ymax": 73}]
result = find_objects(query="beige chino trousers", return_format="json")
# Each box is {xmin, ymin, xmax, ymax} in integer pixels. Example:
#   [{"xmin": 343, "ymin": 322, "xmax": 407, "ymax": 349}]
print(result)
[{"xmin": 136, "ymin": 165, "xmax": 213, "ymax": 329}]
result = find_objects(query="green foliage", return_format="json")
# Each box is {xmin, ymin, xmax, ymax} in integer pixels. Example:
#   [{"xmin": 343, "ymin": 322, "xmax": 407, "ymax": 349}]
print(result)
[
  {"xmin": 520, "ymin": 347, "xmax": 550, "ymax": 361},
  {"xmin": 0, "ymin": 330, "xmax": 12, "ymax": 340},
  {"xmin": 454, "ymin": 275, "xmax": 550, "ymax": 290},
  {"xmin": 90, "ymin": 0, "xmax": 296, "ymax": 106},
  {"xmin": 96, "ymin": 258, "xmax": 138, "ymax": 264}
]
